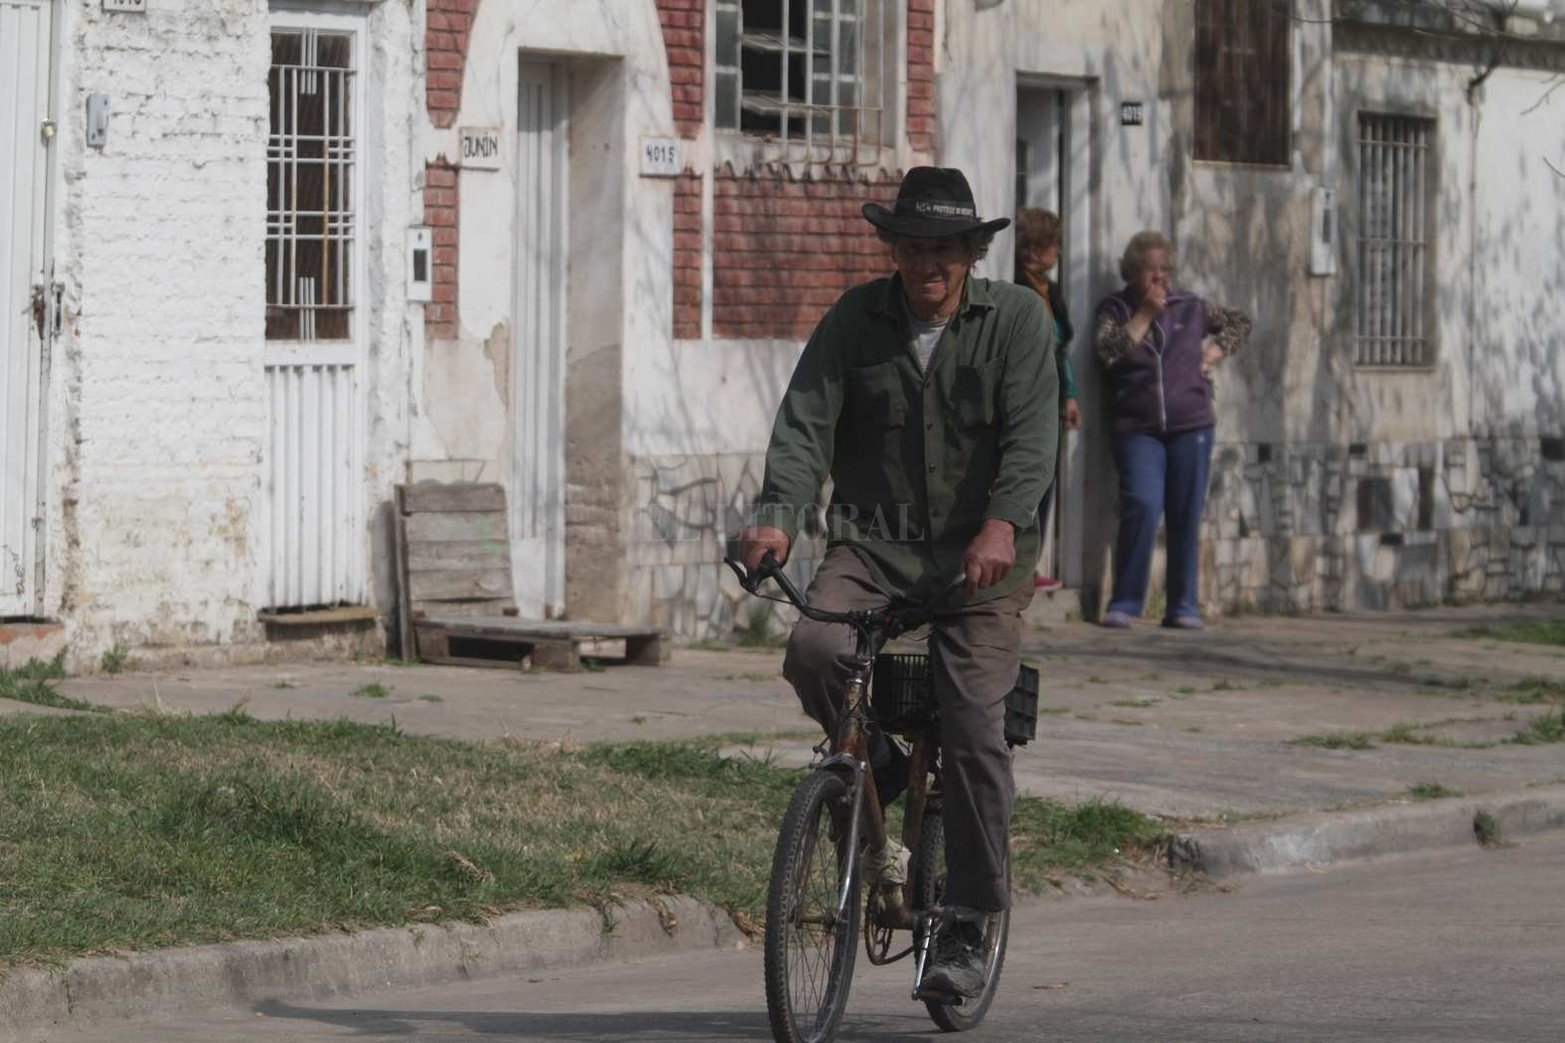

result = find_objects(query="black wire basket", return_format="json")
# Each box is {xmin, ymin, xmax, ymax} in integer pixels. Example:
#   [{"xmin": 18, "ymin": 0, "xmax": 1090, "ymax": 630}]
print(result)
[
  {"xmin": 871, "ymin": 653, "xmax": 1041, "ymax": 746},
  {"xmin": 870, "ymin": 653, "xmax": 936, "ymax": 734},
  {"xmin": 1004, "ymin": 664, "xmax": 1040, "ymax": 746}
]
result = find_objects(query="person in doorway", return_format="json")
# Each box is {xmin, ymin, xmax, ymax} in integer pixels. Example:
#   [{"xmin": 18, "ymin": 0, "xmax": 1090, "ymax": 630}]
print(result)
[
  {"xmin": 1094, "ymin": 231, "xmax": 1250, "ymax": 630},
  {"xmin": 735, "ymin": 167, "xmax": 1057, "ymax": 997},
  {"xmin": 1014, "ymin": 207, "xmax": 1081, "ymax": 589}
]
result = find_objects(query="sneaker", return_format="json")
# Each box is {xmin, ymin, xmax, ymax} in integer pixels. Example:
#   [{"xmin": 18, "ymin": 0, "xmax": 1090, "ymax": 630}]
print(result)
[
  {"xmin": 1033, "ymin": 574, "xmax": 1062, "ymax": 589},
  {"xmin": 922, "ymin": 918, "xmax": 988, "ymax": 998},
  {"xmin": 1100, "ymin": 610, "xmax": 1134, "ymax": 629},
  {"xmin": 1162, "ymin": 615, "xmax": 1205, "ymax": 630}
]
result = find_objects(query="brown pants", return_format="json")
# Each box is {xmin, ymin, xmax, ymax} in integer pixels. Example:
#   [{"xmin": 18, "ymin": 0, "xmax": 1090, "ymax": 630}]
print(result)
[{"xmin": 782, "ymin": 545, "xmax": 1032, "ymax": 912}]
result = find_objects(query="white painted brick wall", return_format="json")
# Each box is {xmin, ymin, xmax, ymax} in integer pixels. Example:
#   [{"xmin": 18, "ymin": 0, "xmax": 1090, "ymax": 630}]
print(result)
[
  {"xmin": 43, "ymin": 0, "xmax": 415, "ymax": 665},
  {"xmin": 48, "ymin": 0, "xmax": 269, "ymax": 660}
]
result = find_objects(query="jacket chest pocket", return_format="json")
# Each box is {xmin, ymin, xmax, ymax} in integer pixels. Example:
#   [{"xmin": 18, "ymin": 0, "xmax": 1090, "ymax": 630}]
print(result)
[
  {"xmin": 952, "ymin": 360, "xmax": 1002, "ymax": 429},
  {"xmin": 847, "ymin": 362, "xmax": 907, "ymax": 428}
]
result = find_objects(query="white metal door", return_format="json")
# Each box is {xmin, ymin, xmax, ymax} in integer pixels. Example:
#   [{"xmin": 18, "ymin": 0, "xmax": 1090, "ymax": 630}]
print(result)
[
  {"xmin": 512, "ymin": 61, "xmax": 567, "ymax": 618},
  {"xmin": 1017, "ymin": 85, "xmax": 1091, "ymax": 587},
  {"xmin": 263, "ymin": 16, "xmax": 366, "ymax": 609},
  {"xmin": 0, "ymin": 0, "xmax": 52, "ymax": 616}
]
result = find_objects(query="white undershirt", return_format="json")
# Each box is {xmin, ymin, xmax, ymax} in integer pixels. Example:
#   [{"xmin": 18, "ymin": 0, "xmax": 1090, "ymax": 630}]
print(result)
[{"xmin": 907, "ymin": 311, "xmax": 949, "ymax": 371}]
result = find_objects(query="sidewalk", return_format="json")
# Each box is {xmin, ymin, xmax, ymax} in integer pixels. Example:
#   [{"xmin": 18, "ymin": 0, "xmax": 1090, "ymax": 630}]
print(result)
[
  {"xmin": 6, "ymin": 602, "xmax": 1563, "ymax": 1039},
  {"xmin": 42, "ymin": 603, "xmax": 1565, "ymax": 820}
]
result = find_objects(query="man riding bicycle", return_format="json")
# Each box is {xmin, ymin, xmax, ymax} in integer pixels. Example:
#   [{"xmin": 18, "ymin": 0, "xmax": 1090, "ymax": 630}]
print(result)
[{"xmin": 735, "ymin": 167, "xmax": 1058, "ymax": 998}]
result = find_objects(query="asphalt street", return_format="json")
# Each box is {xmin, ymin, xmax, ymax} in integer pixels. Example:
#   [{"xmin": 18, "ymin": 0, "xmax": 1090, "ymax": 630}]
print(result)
[{"xmin": 31, "ymin": 831, "xmax": 1565, "ymax": 1043}]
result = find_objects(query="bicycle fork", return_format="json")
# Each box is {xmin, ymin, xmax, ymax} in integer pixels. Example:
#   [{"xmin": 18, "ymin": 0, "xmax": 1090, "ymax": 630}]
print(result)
[{"xmin": 911, "ymin": 909, "xmax": 942, "ymax": 999}]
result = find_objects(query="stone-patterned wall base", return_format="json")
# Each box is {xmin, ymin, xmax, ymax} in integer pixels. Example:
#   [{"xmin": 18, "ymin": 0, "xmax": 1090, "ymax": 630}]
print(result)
[
  {"xmin": 624, "ymin": 435, "xmax": 1564, "ymax": 639},
  {"xmin": 624, "ymin": 453, "xmax": 822, "ymax": 641},
  {"xmin": 1201, "ymin": 436, "xmax": 1565, "ymax": 614}
]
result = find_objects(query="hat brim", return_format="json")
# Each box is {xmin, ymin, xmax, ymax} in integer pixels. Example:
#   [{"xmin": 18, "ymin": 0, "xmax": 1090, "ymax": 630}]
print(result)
[{"xmin": 862, "ymin": 202, "xmax": 1011, "ymax": 240}]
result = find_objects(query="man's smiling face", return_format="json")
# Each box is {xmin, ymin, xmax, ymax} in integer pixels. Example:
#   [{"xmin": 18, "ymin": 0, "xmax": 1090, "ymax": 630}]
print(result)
[{"xmin": 892, "ymin": 236, "xmax": 978, "ymax": 321}]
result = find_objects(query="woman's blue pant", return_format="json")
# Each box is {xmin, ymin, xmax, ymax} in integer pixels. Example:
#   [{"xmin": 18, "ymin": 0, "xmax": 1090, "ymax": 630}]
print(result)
[{"xmin": 1108, "ymin": 427, "xmax": 1214, "ymax": 620}]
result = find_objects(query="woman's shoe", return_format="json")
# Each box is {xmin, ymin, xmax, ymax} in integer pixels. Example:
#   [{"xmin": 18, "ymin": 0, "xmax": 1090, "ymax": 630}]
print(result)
[
  {"xmin": 1162, "ymin": 615, "xmax": 1205, "ymax": 630},
  {"xmin": 1100, "ymin": 611, "xmax": 1134, "ymax": 629},
  {"xmin": 1033, "ymin": 574, "xmax": 1062, "ymax": 589}
]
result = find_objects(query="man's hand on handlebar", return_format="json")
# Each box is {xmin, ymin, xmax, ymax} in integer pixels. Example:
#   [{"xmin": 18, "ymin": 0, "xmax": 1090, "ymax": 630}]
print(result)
[
  {"xmin": 735, "ymin": 525, "xmax": 792, "ymax": 578},
  {"xmin": 961, "ymin": 519, "xmax": 1016, "ymax": 597}
]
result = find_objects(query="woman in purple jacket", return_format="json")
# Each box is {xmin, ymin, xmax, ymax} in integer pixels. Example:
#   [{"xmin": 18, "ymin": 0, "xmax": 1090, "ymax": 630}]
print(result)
[{"xmin": 1094, "ymin": 231, "xmax": 1250, "ymax": 629}]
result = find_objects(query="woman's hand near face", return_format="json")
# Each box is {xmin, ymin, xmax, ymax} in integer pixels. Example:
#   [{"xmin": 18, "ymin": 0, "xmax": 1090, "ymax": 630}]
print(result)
[{"xmin": 1136, "ymin": 281, "xmax": 1168, "ymax": 317}]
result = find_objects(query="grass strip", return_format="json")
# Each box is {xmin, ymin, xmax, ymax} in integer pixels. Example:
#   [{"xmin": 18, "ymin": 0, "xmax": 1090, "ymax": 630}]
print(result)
[
  {"xmin": 1406, "ymin": 782, "xmax": 1462, "ymax": 801},
  {"xmin": 1496, "ymin": 678, "xmax": 1565, "ymax": 705},
  {"xmin": 1291, "ymin": 731, "xmax": 1378, "ymax": 750},
  {"xmin": 0, "ymin": 654, "xmax": 98, "ymax": 713},
  {"xmin": 1508, "ymin": 708, "xmax": 1565, "ymax": 745},
  {"xmin": 1450, "ymin": 620, "xmax": 1565, "ymax": 647},
  {"xmin": 0, "ymin": 711, "xmax": 1161, "ymax": 968}
]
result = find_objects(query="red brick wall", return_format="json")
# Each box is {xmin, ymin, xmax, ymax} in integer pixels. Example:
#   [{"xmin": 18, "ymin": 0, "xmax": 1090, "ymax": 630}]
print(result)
[
  {"xmin": 417, "ymin": 2, "xmax": 934, "ymax": 342},
  {"xmin": 673, "ymin": 174, "xmax": 703, "ymax": 340},
  {"xmin": 711, "ymin": 171, "xmax": 899, "ymax": 341},
  {"xmin": 656, "ymin": 2, "xmax": 937, "ymax": 342},
  {"xmin": 425, "ymin": 0, "xmax": 478, "ymax": 129},
  {"xmin": 655, "ymin": 0, "xmax": 705, "ymax": 139},
  {"xmin": 906, "ymin": 0, "xmax": 937, "ymax": 154},
  {"xmin": 424, "ymin": 161, "xmax": 459, "ymax": 338}
]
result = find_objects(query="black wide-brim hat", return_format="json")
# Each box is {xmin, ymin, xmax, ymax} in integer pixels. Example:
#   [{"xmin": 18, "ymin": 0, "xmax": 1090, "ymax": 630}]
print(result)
[{"xmin": 862, "ymin": 166, "xmax": 1011, "ymax": 239}]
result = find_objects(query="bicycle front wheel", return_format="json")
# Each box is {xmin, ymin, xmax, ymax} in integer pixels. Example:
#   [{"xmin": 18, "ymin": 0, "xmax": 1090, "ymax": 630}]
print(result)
[
  {"xmin": 764, "ymin": 769, "xmax": 861, "ymax": 1043},
  {"xmin": 915, "ymin": 809, "xmax": 1011, "ymax": 1032}
]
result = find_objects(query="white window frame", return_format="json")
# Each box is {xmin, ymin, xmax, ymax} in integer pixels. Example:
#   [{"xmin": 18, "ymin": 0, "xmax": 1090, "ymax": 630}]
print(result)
[
  {"xmin": 712, "ymin": 0, "xmax": 895, "ymax": 168},
  {"xmin": 1353, "ymin": 110, "xmax": 1435, "ymax": 369},
  {"xmin": 264, "ymin": 8, "xmax": 365, "ymax": 369}
]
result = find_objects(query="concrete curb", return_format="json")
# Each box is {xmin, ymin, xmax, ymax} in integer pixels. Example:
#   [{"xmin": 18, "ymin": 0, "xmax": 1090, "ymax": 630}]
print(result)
[
  {"xmin": 0, "ymin": 897, "xmax": 745, "ymax": 1040},
  {"xmin": 1169, "ymin": 783, "xmax": 1565, "ymax": 877}
]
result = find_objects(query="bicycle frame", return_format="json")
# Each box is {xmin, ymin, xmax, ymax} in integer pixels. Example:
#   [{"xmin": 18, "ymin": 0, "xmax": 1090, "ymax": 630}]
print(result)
[
  {"xmin": 822, "ymin": 616, "xmax": 939, "ymax": 939},
  {"xmin": 725, "ymin": 550, "xmax": 958, "ymax": 959},
  {"xmin": 730, "ymin": 548, "xmax": 999, "ymax": 1018}
]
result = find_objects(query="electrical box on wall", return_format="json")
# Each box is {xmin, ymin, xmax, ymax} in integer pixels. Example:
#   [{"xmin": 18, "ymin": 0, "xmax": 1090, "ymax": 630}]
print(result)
[
  {"xmin": 1309, "ymin": 186, "xmax": 1337, "ymax": 277},
  {"xmin": 86, "ymin": 95, "xmax": 110, "ymax": 148},
  {"xmin": 407, "ymin": 228, "xmax": 433, "ymax": 303}
]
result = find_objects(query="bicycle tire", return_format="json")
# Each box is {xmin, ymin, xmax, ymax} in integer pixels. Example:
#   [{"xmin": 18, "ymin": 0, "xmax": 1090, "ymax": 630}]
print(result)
[
  {"xmin": 913, "ymin": 810, "xmax": 1011, "ymax": 1032},
  {"xmin": 764, "ymin": 769, "xmax": 862, "ymax": 1043}
]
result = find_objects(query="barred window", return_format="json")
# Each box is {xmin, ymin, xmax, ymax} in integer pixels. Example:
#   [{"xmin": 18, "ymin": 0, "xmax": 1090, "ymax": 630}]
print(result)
[
  {"xmin": 266, "ymin": 29, "xmax": 356, "ymax": 341},
  {"xmin": 1335, "ymin": 0, "xmax": 1453, "ymax": 31},
  {"xmin": 1194, "ymin": 0, "xmax": 1291, "ymax": 165},
  {"xmin": 714, "ymin": 0, "xmax": 891, "ymax": 160},
  {"xmin": 1355, "ymin": 113, "xmax": 1434, "ymax": 368}
]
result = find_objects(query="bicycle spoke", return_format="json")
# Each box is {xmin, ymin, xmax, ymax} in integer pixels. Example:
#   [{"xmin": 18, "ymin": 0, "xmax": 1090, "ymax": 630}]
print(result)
[
  {"xmin": 786, "ymin": 795, "xmax": 840, "ymax": 1033},
  {"xmin": 767, "ymin": 771, "xmax": 860, "ymax": 1043}
]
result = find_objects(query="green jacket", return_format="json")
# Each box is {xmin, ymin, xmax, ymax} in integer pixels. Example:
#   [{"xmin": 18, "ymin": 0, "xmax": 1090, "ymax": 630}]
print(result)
[{"xmin": 752, "ymin": 273, "xmax": 1059, "ymax": 604}]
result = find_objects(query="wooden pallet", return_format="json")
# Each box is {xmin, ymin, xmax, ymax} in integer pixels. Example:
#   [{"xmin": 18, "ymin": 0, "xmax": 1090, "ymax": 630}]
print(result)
[
  {"xmin": 415, "ymin": 616, "xmax": 666, "ymax": 671},
  {"xmin": 394, "ymin": 481, "xmax": 665, "ymax": 672}
]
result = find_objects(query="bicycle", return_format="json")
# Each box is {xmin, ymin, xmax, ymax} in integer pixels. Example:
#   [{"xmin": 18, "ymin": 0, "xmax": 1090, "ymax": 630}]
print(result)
[{"xmin": 724, "ymin": 551, "xmax": 1038, "ymax": 1043}]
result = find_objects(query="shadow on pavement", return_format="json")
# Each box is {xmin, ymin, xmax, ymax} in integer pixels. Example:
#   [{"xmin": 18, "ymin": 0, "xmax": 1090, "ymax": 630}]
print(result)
[{"xmin": 253, "ymin": 999, "xmax": 945, "ymax": 1041}]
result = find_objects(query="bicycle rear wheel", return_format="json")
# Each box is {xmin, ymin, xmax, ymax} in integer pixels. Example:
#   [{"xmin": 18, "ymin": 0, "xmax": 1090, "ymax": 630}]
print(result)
[
  {"xmin": 764, "ymin": 769, "xmax": 861, "ymax": 1043},
  {"xmin": 914, "ymin": 810, "xmax": 1010, "ymax": 1032}
]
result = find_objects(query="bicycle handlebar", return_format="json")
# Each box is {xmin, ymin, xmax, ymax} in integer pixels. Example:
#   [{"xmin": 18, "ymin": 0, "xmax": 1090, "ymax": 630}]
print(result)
[{"xmin": 723, "ymin": 550, "xmax": 966, "ymax": 635}]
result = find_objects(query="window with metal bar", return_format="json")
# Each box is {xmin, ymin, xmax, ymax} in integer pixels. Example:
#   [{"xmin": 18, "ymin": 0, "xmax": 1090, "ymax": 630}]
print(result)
[
  {"xmin": 714, "ymin": 0, "xmax": 891, "ymax": 162},
  {"xmin": 1354, "ymin": 113, "xmax": 1434, "ymax": 368},
  {"xmin": 1194, "ymin": 0, "xmax": 1291, "ymax": 165},
  {"xmin": 266, "ymin": 29, "xmax": 356, "ymax": 341},
  {"xmin": 1335, "ymin": 0, "xmax": 1453, "ymax": 31}
]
